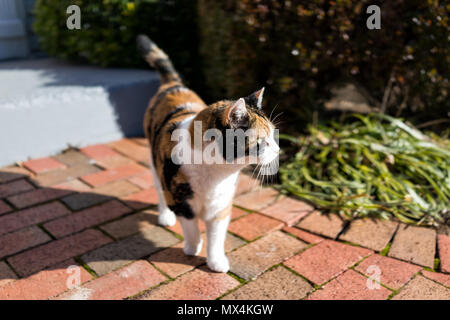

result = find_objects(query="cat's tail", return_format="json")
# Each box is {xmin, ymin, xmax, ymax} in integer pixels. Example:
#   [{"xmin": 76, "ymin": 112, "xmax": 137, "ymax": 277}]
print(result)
[{"xmin": 136, "ymin": 34, "xmax": 182, "ymax": 84}]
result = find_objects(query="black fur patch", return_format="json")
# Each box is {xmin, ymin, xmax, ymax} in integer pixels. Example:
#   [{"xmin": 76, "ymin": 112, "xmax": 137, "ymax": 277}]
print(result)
[
  {"xmin": 214, "ymin": 116, "xmax": 250, "ymax": 162},
  {"xmin": 169, "ymin": 202, "xmax": 195, "ymax": 219},
  {"xmin": 162, "ymin": 157, "xmax": 180, "ymax": 190},
  {"xmin": 174, "ymin": 183, "xmax": 193, "ymax": 200},
  {"xmin": 151, "ymin": 85, "xmax": 185, "ymax": 118},
  {"xmin": 136, "ymin": 34, "xmax": 154, "ymax": 57},
  {"xmin": 162, "ymin": 158, "xmax": 195, "ymax": 219}
]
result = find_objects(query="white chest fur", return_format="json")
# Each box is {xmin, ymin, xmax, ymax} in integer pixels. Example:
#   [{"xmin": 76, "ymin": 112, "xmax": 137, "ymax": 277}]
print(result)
[{"xmin": 182, "ymin": 164, "xmax": 240, "ymax": 221}]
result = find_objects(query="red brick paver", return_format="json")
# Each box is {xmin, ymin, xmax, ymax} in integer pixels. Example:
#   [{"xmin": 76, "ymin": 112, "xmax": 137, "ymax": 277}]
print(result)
[
  {"xmin": 0, "ymin": 179, "xmax": 34, "ymax": 198},
  {"xmin": 231, "ymin": 207, "xmax": 248, "ymax": 220},
  {"xmin": 81, "ymin": 227, "xmax": 179, "ymax": 276},
  {"xmin": 96, "ymin": 155, "xmax": 135, "ymax": 170},
  {"xmin": 54, "ymin": 179, "xmax": 91, "ymax": 192},
  {"xmin": 128, "ymin": 171, "xmax": 154, "ymax": 189},
  {"xmin": 421, "ymin": 270, "xmax": 450, "ymax": 287},
  {"xmin": 91, "ymin": 180, "xmax": 141, "ymax": 198},
  {"xmin": 339, "ymin": 218, "xmax": 398, "ymax": 251},
  {"xmin": 0, "ymin": 201, "xmax": 70, "ymax": 236},
  {"xmin": 223, "ymin": 266, "xmax": 313, "ymax": 300},
  {"xmin": 122, "ymin": 187, "xmax": 158, "ymax": 209},
  {"xmin": 260, "ymin": 196, "xmax": 313, "ymax": 226},
  {"xmin": 389, "ymin": 224, "xmax": 436, "ymax": 268},
  {"xmin": 148, "ymin": 243, "xmax": 206, "ymax": 279},
  {"xmin": 0, "ymin": 200, "xmax": 11, "ymax": 215},
  {"xmin": 392, "ymin": 275, "xmax": 450, "ymax": 300},
  {"xmin": 437, "ymin": 234, "xmax": 450, "ymax": 273},
  {"xmin": 355, "ymin": 254, "xmax": 421, "ymax": 289},
  {"xmin": 137, "ymin": 267, "xmax": 239, "ymax": 300},
  {"xmin": 32, "ymin": 164, "xmax": 100, "ymax": 187},
  {"xmin": 228, "ymin": 213, "xmax": 283, "ymax": 241},
  {"xmin": 0, "ymin": 259, "xmax": 92, "ymax": 300},
  {"xmin": 108, "ymin": 139, "xmax": 150, "ymax": 164},
  {"xmin": 43, "ymin": 200, "xmax": 131, "ymax": 238},
  {"xmin": 282, "ymin": 226, "xmax": 324, "ymax": 244},
  {"xmin": 8, "ymin": 229, "xmax": 112, "ymax": 277},
  {"xmin": 233, "ymin": 188, "xmax": 279, "ymax": 211},
  {"xmin": 0, "ymin": 226, "xmax": 51, "ymax": 259},
  {"xmin": 60, "ymin": 180, "xmax": 140, "ymax": 211},
  {"xmin": 0, "ymin": 138, "xmax": 446, "ymax": 300},
  {"xmin": 57, "ymin": 260, "xmax": 166, "ymax": 300},
  {"xmin": 0, "ymin": 262, "xmax": 17, "ymax": 287},
  {"xmin": 284, "ymin": 239, "xmax": 372, "ymax": 285},
  {"xmin": 23, "ymin": 157, "xmax": 66, "ymax": 174},
  {"xmin": 296, "ymin": 211, "xmax": 345, "ymax": 238},
  {"xmin": 80, "ymin": 144, "xmax": 121, "ymax": 160},
  {"xmin": 149, "ymin": 233, "xmax": 244, "ymax": 279},
  {"xmin": 0, "ymin": 166, "xmax": 30, "ymax": 183},
  {"xmin": 229, "ymin": 231, "xmax": 306, "ymax": 280},
  {"xmin": 129, "ymin": 137, "xmax": 149, "ymax": 147},
  {"xmin": 80, "ymin": 163, "xmax": 147, "ymax": 187},
  {"xmin": 100, "ymin": 209, "xmax": 159, "ymax": 239},
  {"xmin": 81, "ymin": 144, "xmax": 134, "ymax": 169},
  {"xmin": 53, "ymin": 150, "xmax": 91, "ymax": 167},
  {"xmin": 7, "ymin": 187, "xmax": 72, "ymax": 209},
  {"xmin": 308, "ymin": 269, "xmax": 391, "ymax": 300}
]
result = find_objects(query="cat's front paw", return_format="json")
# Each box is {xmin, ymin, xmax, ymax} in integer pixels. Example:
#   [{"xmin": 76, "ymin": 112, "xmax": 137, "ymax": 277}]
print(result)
[
  {"xmin": 158, "ymin": 209, "xmax": 176, "ymax": 227},
  {"xmin": 207, "ymin": 255, "xmax": 230, "ymax": 273},
  {"xmin": 183, "ymin": 238, "xmax": 203, "ymax": 256}
]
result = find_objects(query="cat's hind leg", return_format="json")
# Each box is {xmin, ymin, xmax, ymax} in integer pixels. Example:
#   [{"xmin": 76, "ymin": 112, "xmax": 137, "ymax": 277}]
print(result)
[
  {"xmin": 179, "ymin": 217, "xmax": 203, "ymax": 256},
  {"xmin": 149, "ymin": 157, "xmax": 177, "ymax": 227}
]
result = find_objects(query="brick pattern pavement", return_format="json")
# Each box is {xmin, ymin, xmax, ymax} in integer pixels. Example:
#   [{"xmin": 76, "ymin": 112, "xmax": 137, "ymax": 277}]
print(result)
[{"xmin": 0, "ymin": 139, "xmax": 448, "ymax": 300}]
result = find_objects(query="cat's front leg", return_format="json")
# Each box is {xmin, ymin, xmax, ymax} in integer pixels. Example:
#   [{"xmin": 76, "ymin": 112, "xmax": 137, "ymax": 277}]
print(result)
[
  {"xmin": 179, "ymin": 217, "xmax": 203, "ymax": 256},
  {"xmin": 205, "ymin": 214, "xmax": 231, "ymax": 273}
]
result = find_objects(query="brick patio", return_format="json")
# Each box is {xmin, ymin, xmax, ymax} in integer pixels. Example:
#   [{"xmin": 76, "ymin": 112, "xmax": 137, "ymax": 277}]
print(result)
[{"xmin": 0, "ymin": 138, "xmax": 449, "ymax": 300}]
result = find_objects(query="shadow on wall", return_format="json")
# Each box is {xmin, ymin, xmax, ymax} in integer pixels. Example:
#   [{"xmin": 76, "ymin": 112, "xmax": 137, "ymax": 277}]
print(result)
[
  {"xmin": 0, "ymin": 58, "xmax": 160, "ymax": 137},
  {"xmin": 0, "ymin": 167, "xmax": 215, "ymax": 300}
]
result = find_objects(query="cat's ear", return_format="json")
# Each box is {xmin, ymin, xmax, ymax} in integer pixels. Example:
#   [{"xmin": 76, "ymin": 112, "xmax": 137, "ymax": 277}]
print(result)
[
  {"xmin": 246, "ymin": 87, "xmax": 265, "ymax": 109},
  {"xmin": 226, "ymin": 98, "xmax": 249, "ymax": 128}
]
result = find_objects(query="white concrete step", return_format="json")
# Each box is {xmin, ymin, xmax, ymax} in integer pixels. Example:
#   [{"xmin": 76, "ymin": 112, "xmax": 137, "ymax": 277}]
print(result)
[{"xmin": 0, "ymin": 58, "xmax": 159, "ymax": 166}]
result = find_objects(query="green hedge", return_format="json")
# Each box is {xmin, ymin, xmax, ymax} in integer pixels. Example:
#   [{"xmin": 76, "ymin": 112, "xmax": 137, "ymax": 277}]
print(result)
[
  {"xmin": 33, "ymin": 0, "xmax": 203, "ymax": 90},
  {"xmin": 198, "ymin": 0, "xmax": 449, "ymax": 126},
  {"xmin": 34, "ymin": 0, "xmax": 449, "ymax": 126}
]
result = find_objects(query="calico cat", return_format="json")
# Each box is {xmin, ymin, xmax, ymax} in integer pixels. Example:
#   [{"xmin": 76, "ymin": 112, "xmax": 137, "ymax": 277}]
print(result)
[{"xmin": 137, "ymin": 34, "xmax": 279, "ymax": 272}]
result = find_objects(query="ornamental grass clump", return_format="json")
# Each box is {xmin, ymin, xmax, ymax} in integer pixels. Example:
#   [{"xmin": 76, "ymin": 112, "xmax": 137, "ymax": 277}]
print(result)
[{"xmin": 279, "ymin": 114, "xmax": 450, "ymax": 226}]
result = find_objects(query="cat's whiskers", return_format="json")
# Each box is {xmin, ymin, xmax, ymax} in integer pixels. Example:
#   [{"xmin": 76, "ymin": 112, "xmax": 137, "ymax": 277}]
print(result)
[
  {"xmin": 255, "ymin": 164, "xmax": 263, "ymax": 189},
  {"xmin": 271, "ymin": 111, "xmax": 284, "ymax": 124},
  {"xmin": 268, "ymin": 104, "xmax": 279, "ymax": 122},
  {"xmin": 261, "ymin": 160, "xmax": 277, "ymax": 187},
  {"xmin": 272, "ymin": 119, "xmax": 284, "ymax": 127},
  {"xmin": 250, "ymin": 163, "xmax": 262, "ymax": 188}
]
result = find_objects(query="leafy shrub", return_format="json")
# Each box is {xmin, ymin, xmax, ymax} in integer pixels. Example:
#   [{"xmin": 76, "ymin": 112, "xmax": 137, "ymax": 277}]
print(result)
[
  {"xmin": 280, "ymin": 113, "xmax": 450, "ymax": 226},
  {"xmin": 33, "ymin": 0, "xmax": 203, "ymax": 90},
  {"xmin": 34, "ymin": 0, "xmax": 449, "ymax": 126},
  {"xmin": 198, "ymin": 0, "xmax": 449, "ymax": 126}
]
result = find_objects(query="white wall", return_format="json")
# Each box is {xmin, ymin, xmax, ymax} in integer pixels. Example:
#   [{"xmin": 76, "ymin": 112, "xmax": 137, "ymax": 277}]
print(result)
[{"xmin": 0, "ymin": 0, "xmax": 29, "ymax": 60}]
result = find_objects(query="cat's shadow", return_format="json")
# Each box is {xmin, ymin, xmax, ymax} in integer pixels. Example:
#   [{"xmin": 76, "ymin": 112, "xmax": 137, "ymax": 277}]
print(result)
[{"xmin": 0, "ymin": 169, "xmax": 218, "ymax": 295}]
